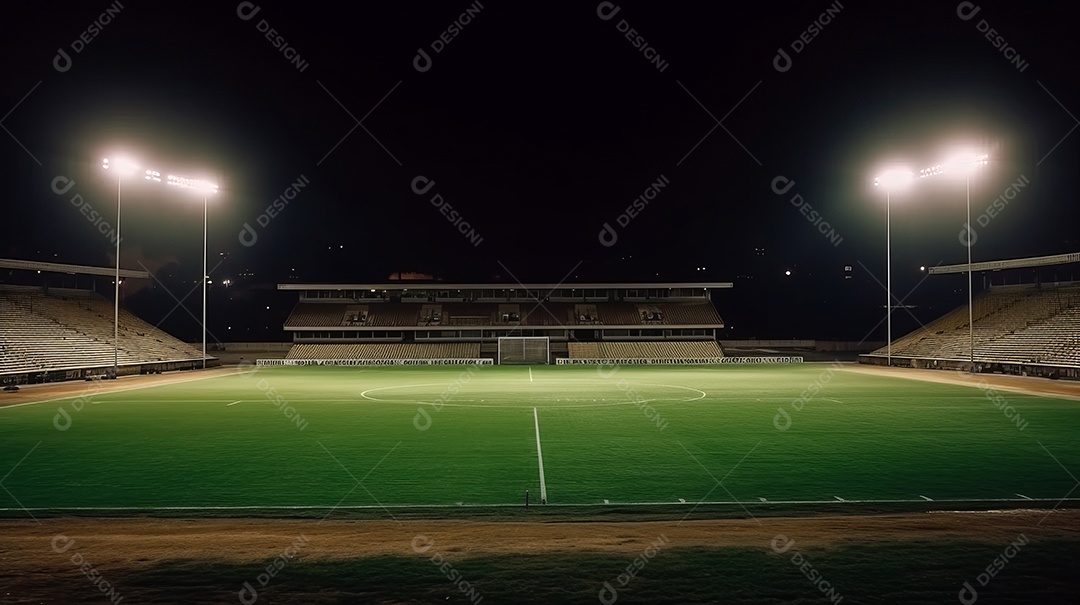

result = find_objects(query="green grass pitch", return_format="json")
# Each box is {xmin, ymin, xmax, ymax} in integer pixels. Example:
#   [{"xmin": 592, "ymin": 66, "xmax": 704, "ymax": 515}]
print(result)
[{"xmin": 0, "ymin": 364, "xmax": 1077, "ymax": 512}]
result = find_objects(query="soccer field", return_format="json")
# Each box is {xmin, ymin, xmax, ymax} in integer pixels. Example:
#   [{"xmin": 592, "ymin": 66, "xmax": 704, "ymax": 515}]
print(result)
[{"xmin": 1, "ymin": 364, "xmax": 1077, "ymax": 513}]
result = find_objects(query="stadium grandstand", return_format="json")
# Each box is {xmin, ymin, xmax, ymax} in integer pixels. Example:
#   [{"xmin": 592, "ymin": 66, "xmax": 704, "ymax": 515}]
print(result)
[
  {"xmin": 0, "ymin": 259, "xmax": 210, "ymax": 384},
  {"xmin": 860, "ymin": 253, "xmax": 1080, "ymax": 379},
  {"xmin": 277, "ymin": 282, "xmax": 729, "ymax": 364}
]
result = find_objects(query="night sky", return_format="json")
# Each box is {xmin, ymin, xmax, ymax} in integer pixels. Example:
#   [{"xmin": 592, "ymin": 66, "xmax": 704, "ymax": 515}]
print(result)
[{"xmin": 1, "ymin": 0, "xmax": 1077, "ymax": 342}]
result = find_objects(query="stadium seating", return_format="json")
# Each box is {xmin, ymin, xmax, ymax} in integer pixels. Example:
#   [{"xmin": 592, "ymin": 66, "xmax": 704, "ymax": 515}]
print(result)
[
  {"xmin": 284, "ymin": 303, "xmax": 350, "ymax": 327},
  {"xmin": 568, "ymin": 340, "xmax": 724, "ymax": 359},
  {"xmin": 596, "ymin": 303, "xmax": 641, "ymax": 325},
  {"xmin": 285, "ymin": 342, "xmax": 481, "ymax": 360},
  {"xmin": 874, "ymin": 283, "xmax": 1080, "ymax": 366},
  {"xmin": 655, "ymin": 303, "xmax": 723, "ymax": 325},
  {"xmin": 0, "ymin": 289, "xmax": 205, "ymax": 375}
]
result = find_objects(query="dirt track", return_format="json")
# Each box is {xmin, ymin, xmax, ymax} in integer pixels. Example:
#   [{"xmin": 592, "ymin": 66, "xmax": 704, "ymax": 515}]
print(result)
[{"xmin": 2, "ymin": 509, "xmax": 1077, "ymax": 570}]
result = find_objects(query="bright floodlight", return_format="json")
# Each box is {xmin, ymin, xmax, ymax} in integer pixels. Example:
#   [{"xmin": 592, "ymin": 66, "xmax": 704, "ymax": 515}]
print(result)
[
  {"xmin": 921, "ymin": 153, "xmax": 988, "ymax": 178},
  {"xmin": 873, "ymin": 168, "xmax": 914, "ymax": 189},
  {"xmin": 102, "ymin": 157, "xmax": 139, "ymax": 176},
  {"xmin": 945, "ymin": 153, "xmax": 989, "ymax": 175},
  {"xmin": 167, "ymin": 174, "xmax": 218, "ymax": 194}
]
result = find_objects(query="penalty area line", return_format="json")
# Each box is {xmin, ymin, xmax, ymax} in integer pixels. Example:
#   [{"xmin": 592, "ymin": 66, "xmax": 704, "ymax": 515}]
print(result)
[{"xmin": 533, "ymin": 406, "xmax": 547, "ymax": 504}]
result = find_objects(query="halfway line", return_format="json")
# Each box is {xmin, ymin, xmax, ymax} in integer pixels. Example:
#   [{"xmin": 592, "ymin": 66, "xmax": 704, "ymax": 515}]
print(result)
[{"xmin": 533, "ymin": 406, "xmax": 547, "ymax": 504}]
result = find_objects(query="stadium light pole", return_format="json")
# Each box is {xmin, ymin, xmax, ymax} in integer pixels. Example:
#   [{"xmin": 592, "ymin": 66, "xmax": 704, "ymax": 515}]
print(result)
[
  {"xmin": 165, "ymin": 174, "xmax": 219, "ymax": 369},
  {"xmin": 874, "ymin": 168, "xmax": 914, "ymax": 367},
  {"xmin": 102, "ymin": 157, "xmax": 139, "ymax": 378},
  {"xmin": 920, "ymin": 153, "xmax": 987, "ymax": 371}
]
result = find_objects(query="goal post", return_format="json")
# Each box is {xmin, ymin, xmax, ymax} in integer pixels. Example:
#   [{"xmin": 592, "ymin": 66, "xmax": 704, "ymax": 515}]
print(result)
[{"xmin": 497, "ymin": 336, "xmax": 550, "ymax": 365}]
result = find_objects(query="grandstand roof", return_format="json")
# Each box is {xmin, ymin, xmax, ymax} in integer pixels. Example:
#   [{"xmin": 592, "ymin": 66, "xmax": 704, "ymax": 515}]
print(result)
[
  {"xmin": 278, "ymin": 282, "xmax": 733, "ymax": 291},
  {"xmin": 928, "ymin": 252, "xmax": 1080, "ymax": 275},
  {"xmin": 0, "ymin": 258, "xmax": 150, "ymax": 279}
]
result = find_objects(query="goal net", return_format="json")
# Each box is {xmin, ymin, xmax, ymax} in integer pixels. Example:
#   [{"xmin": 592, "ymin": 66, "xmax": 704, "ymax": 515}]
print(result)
[{"xmin": 497, "ymin": 337, "xmax": 550, "ymax": 365}]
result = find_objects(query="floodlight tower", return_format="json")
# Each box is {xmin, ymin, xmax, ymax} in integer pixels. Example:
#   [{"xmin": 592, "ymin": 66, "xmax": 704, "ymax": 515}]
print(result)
[
  {"xmin": 920, "ymin": 153, "xmax": 988, "ymax": 370},
  {"xmin": 166, "ymin": 174, "xmax": 219, "ymax": 369},
  {"xmin": 165, "ymin": 172, "xmax": 218, "ymax": 367},
  {"xmin": 102, "ymin": 157, "xmax": 139, "ymax": 378},
  {"xmin": 873, "ymin": 168, "xmax": 914, "ymax": 366}
]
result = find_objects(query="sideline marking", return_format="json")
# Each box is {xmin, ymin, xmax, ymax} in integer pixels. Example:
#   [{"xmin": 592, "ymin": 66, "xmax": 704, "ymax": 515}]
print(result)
[
  {"xmin": 534, "ymin": 406, "xmax": 547, "ymax": 504},
  {"xmin": 1, "ymin": 496, "xmax": 1074, "ymax": 513}
]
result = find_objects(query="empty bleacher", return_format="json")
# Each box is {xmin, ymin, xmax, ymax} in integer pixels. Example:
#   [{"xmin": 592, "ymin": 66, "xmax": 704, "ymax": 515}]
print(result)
[
  {"xmin": 0, "ymin": 289, "xmax": 205, "ymax": 375},
  {"xmin": 286, "ymin": 342, "xmax": 481, "ymax": 360},
  {"xmin": 568, "ymin": 340, "xmax": 724, "ymax": 359},
  {"xmin": 365, "ymin": 304, "xmax": 420, "ymax": 327},
  {"xmin": 285, "ymin": 303, "xmax": 351, "ymax": 327},
  {"xmin": 873, "ymin": 283, "xmax": 1080, "ymax": 366},
  {"xmin": 655, "ymin": 303, "xmax": 723, "ymax": 325}
]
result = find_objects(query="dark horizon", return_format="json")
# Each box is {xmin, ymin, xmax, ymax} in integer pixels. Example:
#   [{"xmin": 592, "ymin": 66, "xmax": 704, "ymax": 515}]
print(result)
[{"xmin": 2, "ymin": 0, "xmax": 1077, "ymax": 342}]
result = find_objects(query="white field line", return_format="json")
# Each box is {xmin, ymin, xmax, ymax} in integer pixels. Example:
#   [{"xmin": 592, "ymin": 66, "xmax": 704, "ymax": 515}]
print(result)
[
  {"xmin": 920, "ymin": 495, "xmax": 933, "ymax": 501},
  {"xmin": 226, "ymin": 400, "xmax": 243, "ymax": 407},
  {"xmin": 534, "ymin": 406, "xmax": 547, "ymax": 504},
  {"xmin": 529, "ymin": 367, "xmax": 533, "ymax": 383},
  {"xmin": 1, "ymin": 496, "xmax": 1076, "ymax": 513}
]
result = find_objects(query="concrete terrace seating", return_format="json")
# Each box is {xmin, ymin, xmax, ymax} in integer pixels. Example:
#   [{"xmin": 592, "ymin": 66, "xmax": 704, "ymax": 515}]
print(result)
[
  {"xmin": 285, "ymin": 303, "xmax": 350, "ymax": 327},
  {"xmin": 876, "ymin": 284, "xmax": 1080, "ymax": 366},
  {"xmin": 655, "ymin": 303, "xmax": 723, "ymax": 325},
  {"xmin": 597, "ymin": 303, "xmax": 641, "ymax": 325},
  {"xmin": 568, "ymin": 341, "xmax": 724, "ymax": 359},
  {"xmin": 286, "ymin": 342, "xmax": 481, "ymax": 360},
  {"xmin": 0, "ymin": 290, "xmax": 204, "ymax": 375},
  {"xmin": 364, "ymin": 305, "xmax": 421, "ymax": 327}
]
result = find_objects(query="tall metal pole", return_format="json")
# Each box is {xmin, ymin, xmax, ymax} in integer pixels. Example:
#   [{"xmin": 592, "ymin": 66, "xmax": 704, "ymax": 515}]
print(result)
[
  {"xmin": 202, "ymin": 194, "xmax": 208, "ymax": 369},
  {"xmin": 114, "ymin": 176, "xmax": 121, "ymax": 378},
  {"xmin": 967, "ymin": 176, "xmax": 974, "ymax": 370},
  {"xmin": 886, "ymin": 189, "xmax": 892, "ymax": 367}
]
